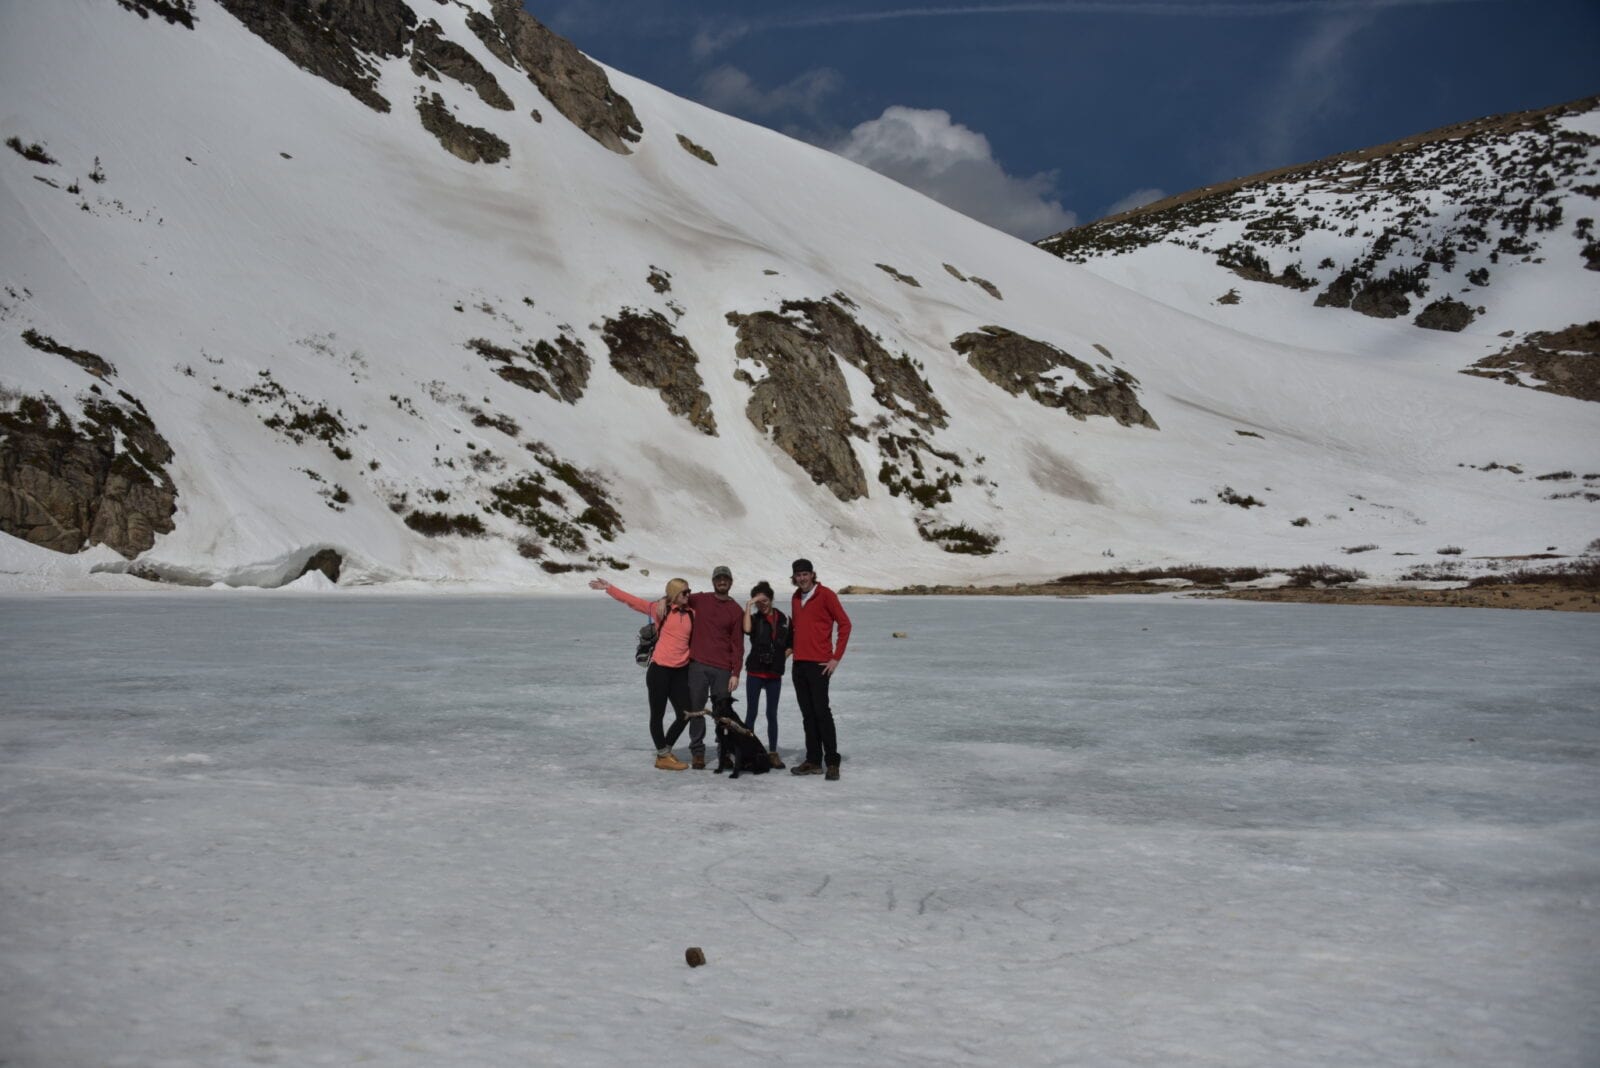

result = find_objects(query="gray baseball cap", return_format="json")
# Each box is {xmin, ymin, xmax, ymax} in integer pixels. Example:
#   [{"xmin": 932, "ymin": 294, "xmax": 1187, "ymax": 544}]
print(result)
[{"xmin": 712, "ymin": 565, "xmax": 733, "ymax": 581}]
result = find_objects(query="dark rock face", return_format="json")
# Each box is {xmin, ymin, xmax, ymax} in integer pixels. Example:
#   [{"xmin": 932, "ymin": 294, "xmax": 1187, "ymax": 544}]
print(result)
[
  {"xmin": 876, "ymin": 264, "xmax": 921, "ymax": 287},
  {"xmin": 601, "ymin": 311, "xmax": 716, "ymax": 434},
  {"xmin": 215, "ymin": 0, "xmax": 418, "ymax": 113},
  {"xmin": 1414, "ymin": 297, "xmax": 1477, "ymax": 332},
  {"xmin": 21, "ymin": 329, "xmax": 117, "ymax": 379},
  {"xmin": 951, "ymin": 326, "xmax": 1157, "ymax": 429},
  {"xmin": 676, "ymin": 134, "xmax": 717, "ymax": 165},
  {"xmin": 481, "ymin": 0, "xmax": 642, "ymax": 154},
  {"xmin": 469, "ymin": 334, "xmax": 590, "ymax": 404},
  {"xmin": 0, "ymin": 394, "xmax": 177, "ymax": 557},
  {"xmin": 416, "ymin": 92, "xmax": 510, "ymax": 164},
  {"xmin": 297, "ymin": 548, "xmax": 343, "ymax": 583},
  {"xmin": 114, "ymin": 0, "xmax": 196, "ymax": 28},
  {"xmin": 1463, "ymin": 321, "xmax": 1600, "ymax": 401},
  {"xmin": 411, "ymin": 20, "xmax": 513, "ymax": 110},
  {"xmin": 785, "ymin": 299, "xmax": 946, "ymax": 431},
  {"xmin": 725, "ymin": 308, "xmax": 868, "ymax": 502},
  {"xmin": 726, "ymin": 296, "xmax": 952, "ymax": 502}
]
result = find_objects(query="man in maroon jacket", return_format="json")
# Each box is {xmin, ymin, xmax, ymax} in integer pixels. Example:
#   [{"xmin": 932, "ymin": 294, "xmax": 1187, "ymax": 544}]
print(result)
[
  {"xmin": 788, "ymin": 558, "xmax": 852, "ymax": 780},
  {"xmin": 685, "ymin": 564, "xmax": 746, "ymax": 769}
]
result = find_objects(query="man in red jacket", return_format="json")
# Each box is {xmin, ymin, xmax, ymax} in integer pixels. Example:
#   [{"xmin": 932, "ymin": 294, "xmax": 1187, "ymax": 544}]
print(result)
[{"xmin": 788, "ymin": 558, "xmax": 851, "ymax": 780}]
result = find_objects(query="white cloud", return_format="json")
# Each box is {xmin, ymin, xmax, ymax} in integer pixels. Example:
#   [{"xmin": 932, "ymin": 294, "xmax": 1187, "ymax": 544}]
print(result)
[
  {"xmin": 696, "ymin": 65, "xmax": 843, "ymax": 118},
  {"xmin": 831, "ymin": 106, "xmax": 1077, "ymax": 240},
  {"xmin": 1103, "ymin": 187, "xmax": 1168, "ymax": 217}
]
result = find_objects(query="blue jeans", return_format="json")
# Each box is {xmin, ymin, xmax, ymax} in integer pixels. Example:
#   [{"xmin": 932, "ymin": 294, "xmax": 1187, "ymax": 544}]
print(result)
[{"xmin": 745, "ymin": 675, "xmax": 782, "ymax": 751}]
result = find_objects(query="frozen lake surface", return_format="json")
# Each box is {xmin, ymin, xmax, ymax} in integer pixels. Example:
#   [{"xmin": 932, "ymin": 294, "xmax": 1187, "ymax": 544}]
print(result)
[{"xmin": 1, "ymin": 594, "xmax": 1597, "ymax": 1067}]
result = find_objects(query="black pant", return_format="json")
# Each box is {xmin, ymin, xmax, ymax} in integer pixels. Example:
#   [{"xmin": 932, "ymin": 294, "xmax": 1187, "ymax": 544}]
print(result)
[
  {"xmin": 791, "ymin": 660, "xmax": 838, "ymax": 765},
  {"xmin": 646, "ymin": 662, "xmax": 691, "ymax": 753}
]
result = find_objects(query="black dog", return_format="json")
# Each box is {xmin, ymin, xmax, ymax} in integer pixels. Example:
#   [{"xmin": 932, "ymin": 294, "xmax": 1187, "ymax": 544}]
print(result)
[{"xmin": 711, "ymin": 693, "xmax": 769, "ymax": 778}]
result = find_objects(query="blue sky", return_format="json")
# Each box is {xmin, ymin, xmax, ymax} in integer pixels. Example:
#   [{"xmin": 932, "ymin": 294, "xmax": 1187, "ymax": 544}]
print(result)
[{"xmin": 538, "ymin": 0, "xmax": 1600, "ymax": 240}]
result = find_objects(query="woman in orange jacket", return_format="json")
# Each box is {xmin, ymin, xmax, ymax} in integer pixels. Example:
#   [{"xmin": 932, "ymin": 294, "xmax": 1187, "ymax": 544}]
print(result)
[{"xmin": 590, "ymin": 576, "xmax": 697, "ymax": 770}]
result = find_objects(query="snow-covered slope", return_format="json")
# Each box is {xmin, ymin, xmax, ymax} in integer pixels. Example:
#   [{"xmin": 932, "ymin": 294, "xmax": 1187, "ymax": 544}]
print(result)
[{"xmin": 2, "ymin": 0, "xmax": 1597, "ymax": 592}]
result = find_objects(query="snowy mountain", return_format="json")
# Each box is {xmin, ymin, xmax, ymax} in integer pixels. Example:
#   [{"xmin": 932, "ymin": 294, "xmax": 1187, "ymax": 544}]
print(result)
[{"xmin": 2, "ymin": 0, "xmax": 1597, "ymax": 592}]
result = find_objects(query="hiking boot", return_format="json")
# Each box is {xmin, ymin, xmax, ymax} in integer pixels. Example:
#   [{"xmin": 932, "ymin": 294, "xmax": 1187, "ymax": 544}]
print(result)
[
  {"xmin": 768, "ymin": 751, "xmax": 785, "ymax": 770},
  {"xmin": 825, "ymin": 760, "xmax": 840, "ymax": 781},
  {"xmin": 790, "ymin": 761, "xmax": 823, "ymax": 776},
  {"xmin": 655, "ymin": 751, "xmax": 688, "ymax": 771},
  {"xmin": 691, "ymin": 753, "xmax": 706, "ymax": 770}
]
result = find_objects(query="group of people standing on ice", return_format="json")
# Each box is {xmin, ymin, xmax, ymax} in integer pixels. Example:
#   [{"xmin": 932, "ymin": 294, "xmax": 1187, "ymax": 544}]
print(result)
[{"xmin": 588, "ymin": 558, "xmax": 852, "ymax": 780}]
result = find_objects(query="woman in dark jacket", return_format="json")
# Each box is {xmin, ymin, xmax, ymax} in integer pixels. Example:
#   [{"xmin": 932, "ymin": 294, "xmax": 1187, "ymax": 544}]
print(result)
[{"xmin": 742, "ymin": 581, "xmax": 790, "ymax": 769}]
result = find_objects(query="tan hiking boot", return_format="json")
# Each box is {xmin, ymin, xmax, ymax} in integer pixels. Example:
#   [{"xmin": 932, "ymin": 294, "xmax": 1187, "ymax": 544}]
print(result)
[
  {"xmin": 768, "ymin": 750, "xmax": 785, "ymax": 770},
  {"xmin": 655, "ymin": 751, "xmax": 688, "ymax": 771}
]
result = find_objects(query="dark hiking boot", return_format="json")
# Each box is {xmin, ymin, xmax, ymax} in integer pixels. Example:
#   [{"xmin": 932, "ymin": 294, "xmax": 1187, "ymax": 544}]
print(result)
[
  {"xmin": 790, "ymin": 761, "xmax": 823, "ymax": 776},
  {"xmin": 825, "ymin": 759, "xmax": 840, "ymax": 781},
  {"xmin": 768, "ymin": 751, "xmax": 785, "ymax": 770},
  {"xmin": 691, "ymin": 753, "xmax": 706, "ymax": 770}
]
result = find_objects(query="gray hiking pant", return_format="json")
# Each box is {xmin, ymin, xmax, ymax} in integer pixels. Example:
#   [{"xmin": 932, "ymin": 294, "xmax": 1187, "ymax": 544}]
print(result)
[{"xmin": 687, "ymin": 660, "xmax": 732, "ymax": 756}]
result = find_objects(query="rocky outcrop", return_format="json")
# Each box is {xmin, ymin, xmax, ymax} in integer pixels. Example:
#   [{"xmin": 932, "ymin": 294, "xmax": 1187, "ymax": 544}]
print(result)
[
  {"xmin": 951, "ymin": 326, "xmax": 1157, "ymax": 429},
  {"xmin": 677, "ymin": 134, "xmax": 717, "ymax": 165},
  {"xmin": 725, "ymin": 308, "xmax": 868, "ymax": 501},
  {"xmin": 114, "ymin": 0, "xmax": 196, "ymax": 28},
  {"xmin": 0, "ymin": 393, "xmax": 177, "ymax": 556},
  {"xmin": 601, "ymin": 311, "xmax": 716, "ymax": 434},
  {"xmin": 416, "ymin": 92, "xmax": 510, "ymax": 164},
  {"xmin": 469, "ymin": 333, "xmax": 590, "ymax": 404},
  {"xmin": 478, "ymin": 0, "xmax": 642, "ymax": 154},
  {"xmin": 726, "ymin": 296, "xmax": 953, "ymax": 502},
  {"xmin": 215, "ymin": 0, "xmax": 418, "ymax": 113},
  {"xmin": 876, "ymin": 263, "xmax": 921, "ymax": 287},
  {"xmin": 1414, "ymin": 297, "xmax": 1477, "ymax": 332},
  {"xmin": 410, "ymin": 20, "xmax": 513, "ymax": 110},
  {"xmin": 1462, "ymin": 321, "xmax": 1600, "ymax": 401},
  {"xmin": 784, "ymin": 298, "xmax": 946, "ymax": 430},
  {"xmin": 22, "ymin": 329, "xmax": 116, "ymax": 379}
]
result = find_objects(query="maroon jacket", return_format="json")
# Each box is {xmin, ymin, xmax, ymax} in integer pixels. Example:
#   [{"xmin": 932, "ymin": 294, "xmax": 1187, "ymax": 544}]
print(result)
[
  {"xmin": 790, "ymin": 584, "xmax": 851, "ymax": 663},
  {"xmin": 685, "ymin": 592, "xmax": 745, "ymax": 673}
]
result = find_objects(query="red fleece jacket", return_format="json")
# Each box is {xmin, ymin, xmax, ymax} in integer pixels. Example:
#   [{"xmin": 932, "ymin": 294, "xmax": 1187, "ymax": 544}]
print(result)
[{"xmin": 790, "ymin": 584, "xmax": 851, "ymax": 663}]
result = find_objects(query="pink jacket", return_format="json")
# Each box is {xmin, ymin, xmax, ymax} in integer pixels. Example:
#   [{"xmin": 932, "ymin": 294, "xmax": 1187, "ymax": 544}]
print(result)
[{"xmin": 607, "ymin": 586, "xmax": 693, "ymax": 668}]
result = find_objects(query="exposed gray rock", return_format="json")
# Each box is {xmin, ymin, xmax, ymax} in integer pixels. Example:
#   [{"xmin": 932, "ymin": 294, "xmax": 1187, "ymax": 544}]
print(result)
[
  {"xmin": 943, "ymin": 263, "xmax": 967, "ymax": 281},
  {"xmin": 783, "ymin": 298, "xmax": 946, "ymax": 431},
  {"xmin": 296, "ymin": 548, "xmax": 343, "ymax": 583},
  {"xmin": 0, "ymin": 393, "xmax": 177, "ymax": 557},
  {"xmin": 969, "ymin": 276, "xmax": 1003, "ymax": 301},
  {"xmin": 601, "ymin": 311, "xmax": 716, "ymax": 434},
  {"xmin": 482, "ymin": 0, "xmax": 641, "ymax": 154},
  {"xmin": 676, "ymin": 134, "xmax": 717, "ymax": 165},
  {"xmin": 416, "ymin": 92, "xmax": 510, "ymax": 164},
  {"xmin": 469, "ymin": 333, "xmax": 590, "ymax": 404},
  {"xmin": 410, "ymin": 20, "xmax": 513, "ymax": 110},
  {"xmin": 113, "ymin": 0, "xmax": 196, "ymax": 28},
  {"xmin": 464, "ymin": 10, "xmax": 517, "ymax": 70},
  {"xmin": 215, "ymin": 0, "xmax": 418, "ymax": 113},
  {"xmin": 725, "ymin": 308, "xmax": 867, "ymax": 501},
  {"xmin": 876, "ymin": 263, "xmax": 921, "ymax": 287},
  {"xmin": 22, "ymin": 329, "xmax": 116, "ymax": 379},
  {"xmin": 1462, "ymin": 321, "xmax": 1600, "ymax": 401},
  {"xmin": 951, "ymin": 326, "xmax": 1157, "ymax": 429},
  {"xmin": 1414, "ymin": 297, "xmax": 1476, "ymax": 332}
]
